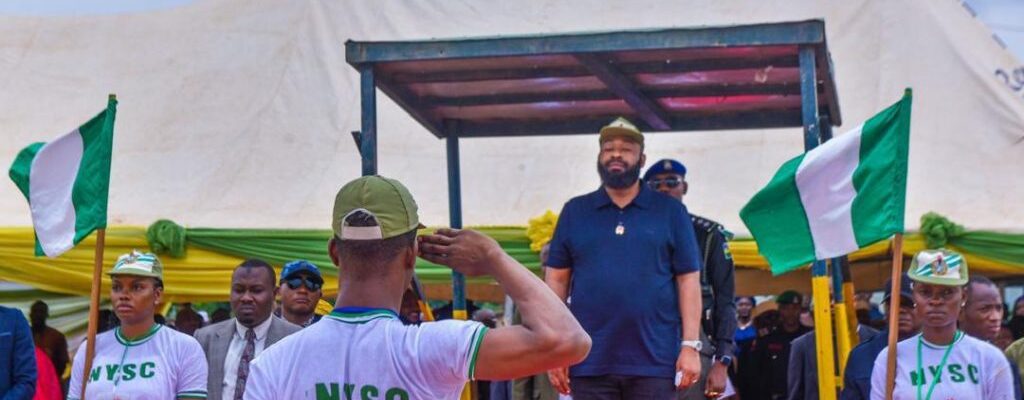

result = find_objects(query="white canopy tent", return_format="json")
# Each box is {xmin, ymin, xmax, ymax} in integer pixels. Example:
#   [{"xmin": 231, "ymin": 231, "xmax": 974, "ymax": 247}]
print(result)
[{"xmin": 1, "ymin": 0, "xmax": 1022, "ymax": 234}]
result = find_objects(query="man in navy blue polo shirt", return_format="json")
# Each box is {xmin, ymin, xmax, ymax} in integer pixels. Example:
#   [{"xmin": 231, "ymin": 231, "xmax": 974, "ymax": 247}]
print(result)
[{"xmin": 545, "ymin": 117, "xmax": 704, "ymax": 399}]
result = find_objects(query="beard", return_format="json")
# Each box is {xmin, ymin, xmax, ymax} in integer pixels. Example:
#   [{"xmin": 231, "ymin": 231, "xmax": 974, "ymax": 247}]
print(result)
[{"xmin": 597, "ymin": 159, "xmax": 642, "ymax": 189}]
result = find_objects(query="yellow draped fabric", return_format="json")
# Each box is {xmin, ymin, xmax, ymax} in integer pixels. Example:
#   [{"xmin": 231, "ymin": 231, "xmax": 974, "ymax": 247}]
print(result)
[
  {"xmin": 0, "ymin": 226, "xmax": 1019, "ymax": 302},
  {"xmin": 0, "ymin": 227, "xmax": 338, "ymax": 302}
]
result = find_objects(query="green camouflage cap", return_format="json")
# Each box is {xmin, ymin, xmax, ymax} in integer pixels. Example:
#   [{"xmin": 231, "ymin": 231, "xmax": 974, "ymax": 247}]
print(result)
[
  {"xmin": 599, "ymin": 117, "xmax": 644, "ymax": 146},
  {"xmin": 908, "ymin": 249, "xmax": 968, "ymax": 286},
  {"xmin": 333, "ymin": 175, "xmax": 424, "ymax": 240},
  {"xmin": 109, "ymin": 250, "xmax": 163, "ymax": 279}
]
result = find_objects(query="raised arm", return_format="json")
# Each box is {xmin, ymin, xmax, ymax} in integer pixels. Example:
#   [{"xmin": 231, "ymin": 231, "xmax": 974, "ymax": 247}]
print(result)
[{"xmin": 419, "ymin": 228, "xmax": 591, "ymax": 381}]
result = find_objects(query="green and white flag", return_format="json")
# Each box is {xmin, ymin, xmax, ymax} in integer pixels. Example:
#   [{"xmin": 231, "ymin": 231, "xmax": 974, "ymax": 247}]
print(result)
[
  {"xmin": 740, "ymin": 91, "xmax": 911, "ymax": 275},
  {"xmin": 9, "ymin": 98, "xmax": 117, "ymax": 257}
]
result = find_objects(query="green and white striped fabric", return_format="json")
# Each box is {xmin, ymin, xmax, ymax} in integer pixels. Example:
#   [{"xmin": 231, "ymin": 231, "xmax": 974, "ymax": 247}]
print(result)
[
  {"xmin": 908, "ymin": 249, "xmax": 968, "ymax": 286},
  {"xmin": 740, "ymin": 92, "xmax": 912, "ymax": 275},
  {"xmin": 8, "ymin": 99, "xmax": 117, "ymax": 257}
]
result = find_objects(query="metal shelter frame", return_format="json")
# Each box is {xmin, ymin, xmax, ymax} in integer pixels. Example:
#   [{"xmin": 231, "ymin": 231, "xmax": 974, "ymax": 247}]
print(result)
[{"xmin": 346, "ymin": 19, "xmax": 849, "ymax": 398}]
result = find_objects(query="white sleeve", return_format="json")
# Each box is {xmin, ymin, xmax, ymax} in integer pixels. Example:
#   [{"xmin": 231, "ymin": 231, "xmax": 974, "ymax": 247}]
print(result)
[
  {"xmin": 243, "ymin": 355, "xmax": 274, "ymax": 400},
  {"xmin": 869, "ymin": 347, "xmax": 888, "ymax": 400},
  {"xmin": 67, "ymin": 342, "xmax": 87, "ymax": 400},
  {"xmin": 986, "ymin": 351, "xmax": 1016, "ymax": 400},
  {"xmin": 175, "ymin": 336, "xmax": 210, "ymax": 399},
  {"xmin": 413, "ymin": 320, "xmax": 488, "ymax": 389}
]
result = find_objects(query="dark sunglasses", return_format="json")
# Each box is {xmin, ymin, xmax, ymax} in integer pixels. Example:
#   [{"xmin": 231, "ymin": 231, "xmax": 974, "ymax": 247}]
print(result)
[
  {"xmin": 647, "ymin": 177, "xmax": 683, "ymax": 189},
  {"xmin": 284, "ymin": 277, "xmax": 322, "ymax": 291}
]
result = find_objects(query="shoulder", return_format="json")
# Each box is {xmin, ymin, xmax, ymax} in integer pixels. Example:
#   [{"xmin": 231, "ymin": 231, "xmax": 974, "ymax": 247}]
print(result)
[
  {"xmin": 1006, "ymin": 337, "xmax": 1024, "ymax": 358},
  {"xmin": 793, "ymin": 330, "xmax": 816, "ymax": 345},
  {"xmin": 45, "ymin": 326, "xmax": 66, "ymax": 338},
  {"xmin": 0, "ymin": 306, "xmax": 25, "ymax": 326},
  {"xmin": 962, "ymin": 334, "xmax": 1006, "ymax": 360},
  {"xmin": 413, "ymin": 320, "xmax": 487, "ymax": 346},
  {"xmin": 690, "ymin": 214, "xmax": 722, "ymax": 232},
  {"xmin": 271, "ymin": 316, "xmax": 302, "ymax": 335},
  {"xmin": 162, "ymin": 326, "xmax": 203, "ymax": 349},
  {"xmin": 562, "ymin": 191, "xmax": 599, "ymax": 212},
  {"xmin": 197, "ymin": 319, "xmax": 234, "ymax": 335}
]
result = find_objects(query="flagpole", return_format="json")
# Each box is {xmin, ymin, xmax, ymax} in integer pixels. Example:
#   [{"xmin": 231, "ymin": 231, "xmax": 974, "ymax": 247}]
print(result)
[
  {"xmin": 80, "ymin": 93, "xmax": 115, "ymax": 400},
  {"xmin": 80, "ymin": 228, "xmax": 106, "ymax": 399},
  {"xmin": 884, "ymin": 233, "xmax": 905, "ymax": 400}
]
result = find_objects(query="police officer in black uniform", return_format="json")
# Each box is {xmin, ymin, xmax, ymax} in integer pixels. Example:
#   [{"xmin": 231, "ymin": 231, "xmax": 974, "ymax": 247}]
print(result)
[{"xmin": 644, "ymin": 159, "xmax": 737, "ymax": 399}]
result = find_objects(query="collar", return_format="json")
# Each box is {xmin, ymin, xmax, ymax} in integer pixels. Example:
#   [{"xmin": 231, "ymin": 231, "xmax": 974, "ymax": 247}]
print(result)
[
  {"xmin": 327, "ymin": 307, "xmax": 398, "ymax": 324},
  {"xmin": 115, "ymin": 323, "xmax": 162, "ymax": 346},
  {"xmin": 589, "ymin": 183, "xmax": 653, "ymax": 210},
  {"xmin": 235, "ymin": 316, "xmax": 273, "ymax": 341}
]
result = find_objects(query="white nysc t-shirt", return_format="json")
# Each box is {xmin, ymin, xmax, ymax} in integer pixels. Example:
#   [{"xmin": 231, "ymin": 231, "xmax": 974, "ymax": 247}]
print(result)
[
  {"xmin": 244, "ymin": 308, "xmax": 488, "ymax": 400},
  {"xmin": 68, "ymin": 324, "xmax": 209, "ymax": 400},
  {"xmin": 870, "ymin": 332, "xmax": 1015, "ymax": 400}
]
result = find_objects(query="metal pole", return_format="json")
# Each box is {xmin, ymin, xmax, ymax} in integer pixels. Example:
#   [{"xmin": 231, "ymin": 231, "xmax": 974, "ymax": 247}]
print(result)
[
  {"xmin": 359, "ymin": 64, "xmax": 377, "ymax": 176},
  {"xmin": 800, "ymin": 45, "xmax": 837, "ymax": 400},
  {"xmin": 445, "ymin": 120, "xmax": 467, "ymax": 320}
]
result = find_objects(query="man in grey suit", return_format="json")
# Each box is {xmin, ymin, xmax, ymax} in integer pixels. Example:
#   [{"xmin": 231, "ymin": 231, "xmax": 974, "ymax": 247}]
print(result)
[
  {"xmin": 196, "ymin": 259, "xmax": 301, "ymax": 400},
  {"xmin": 785, "ymin": 311, "xmax": 878, "ymax": 400}
]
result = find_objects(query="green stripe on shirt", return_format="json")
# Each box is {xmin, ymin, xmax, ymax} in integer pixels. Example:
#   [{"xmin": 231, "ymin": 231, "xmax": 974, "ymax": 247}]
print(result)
[{"xmin": 467, "ymin": 326, "xmax": 489, "ymax": 380}]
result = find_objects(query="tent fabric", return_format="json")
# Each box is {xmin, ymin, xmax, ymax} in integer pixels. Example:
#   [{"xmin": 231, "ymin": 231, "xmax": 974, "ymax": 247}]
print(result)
[
  {"xmin": 1, "ymin": 1, "xmax": 1022, "ymax": 237},
  {"xmin": 1, "ymin": 213, "xmax": 1021, "ymax": 302}
]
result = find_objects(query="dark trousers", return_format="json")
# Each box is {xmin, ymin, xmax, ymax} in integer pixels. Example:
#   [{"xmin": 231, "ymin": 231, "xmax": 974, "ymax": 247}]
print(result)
[{"xmin": 571, "ymin": 375, "xmax": 675, "ymax": 400}]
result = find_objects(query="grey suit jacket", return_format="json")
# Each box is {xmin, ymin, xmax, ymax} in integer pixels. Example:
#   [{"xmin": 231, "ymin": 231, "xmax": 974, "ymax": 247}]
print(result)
[
  {"xmin": 786, "ymin": 325, "xmax": 879, "ymax": 400},
  {"xmin": 195, "ymin": 316, "xmax": 301, "ymax": 400}
]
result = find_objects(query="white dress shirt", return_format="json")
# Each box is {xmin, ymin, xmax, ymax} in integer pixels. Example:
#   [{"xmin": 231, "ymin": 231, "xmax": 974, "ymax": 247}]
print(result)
[{"xmin": 222, "ymin": 316, "xmax": 272, "ymax": 400}]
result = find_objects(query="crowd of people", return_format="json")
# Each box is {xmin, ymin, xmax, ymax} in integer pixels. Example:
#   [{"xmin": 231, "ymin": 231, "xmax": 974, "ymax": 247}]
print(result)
[{"xmin": 0, "ymin": 117, "xmax": 1022, "ymax": 400}]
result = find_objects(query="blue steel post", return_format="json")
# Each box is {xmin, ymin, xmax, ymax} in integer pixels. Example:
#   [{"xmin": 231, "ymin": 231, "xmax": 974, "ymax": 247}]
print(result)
[
  {"xmin": 799, "ymin": 46, "xmax": 824, "ymax": 274},
  {"xmin": 801, "ymin": 45, "xmax": 839, "ymax": 400},
  {"xmin": 445, "ymin": 120, "xmax": 468, "ymax": 320},
  {"xmin": 818, "ymin": 117, "xmax": 845, "ymax": 297},
  {"xmin": 360, "ymin": 64, "xmax": 377, "ymax": 175}
]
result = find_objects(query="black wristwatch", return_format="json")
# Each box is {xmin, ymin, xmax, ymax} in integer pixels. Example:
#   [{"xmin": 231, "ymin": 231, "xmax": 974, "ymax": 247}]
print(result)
[{"xmin": 713, "ymin": 355, "xmax": 733, "ymax": 367}]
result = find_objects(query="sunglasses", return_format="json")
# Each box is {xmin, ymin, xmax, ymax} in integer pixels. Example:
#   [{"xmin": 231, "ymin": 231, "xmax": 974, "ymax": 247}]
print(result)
[
  {"xmin": 647, "ymin": 177, "xmax": 683, "ymax": 189},
  {"xmin": 284, "ymin": 276, "xmax": 323, "ymax": 291}
]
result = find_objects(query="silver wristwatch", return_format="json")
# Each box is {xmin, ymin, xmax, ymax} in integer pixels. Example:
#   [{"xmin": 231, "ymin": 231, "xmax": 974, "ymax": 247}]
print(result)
[{"xmin": 680, "ymin": 340, "xmax": 703, "ymax": 352}]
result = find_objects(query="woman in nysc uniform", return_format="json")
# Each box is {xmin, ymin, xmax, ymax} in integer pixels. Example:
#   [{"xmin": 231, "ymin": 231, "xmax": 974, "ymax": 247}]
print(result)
[
  {"xmin": 69, "ymin": 251, "xmax": 208, "ymax": 400},
  {"xmin": 870, "ymin": 249, "xmax": 1015, "ymax": 400}
]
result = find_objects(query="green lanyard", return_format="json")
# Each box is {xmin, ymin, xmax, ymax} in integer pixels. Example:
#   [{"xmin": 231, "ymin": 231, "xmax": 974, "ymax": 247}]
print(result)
[
  {"xmin": 915, "ymin": 330, "xmax": 961, "ymax": 400},
  {"xmin": 113, "ymin": 324, "xmax": 160, "ymax": 387}
]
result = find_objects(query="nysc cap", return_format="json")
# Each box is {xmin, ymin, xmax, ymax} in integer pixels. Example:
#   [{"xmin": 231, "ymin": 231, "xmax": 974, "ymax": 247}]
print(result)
[
  {"xmin": 333, "ymin": 175, "xmax": 425, "ymax": 240},
  {"xmin": 599, "ymin": 117, "xmax": 644, "ymax": 146},
  {"xmin": 908, "ymin": 249, "xmax": 968, "ymax": 286},
  {"xmin": 109, "ymin": 250, "xmax": 163, "ymax": 280}
]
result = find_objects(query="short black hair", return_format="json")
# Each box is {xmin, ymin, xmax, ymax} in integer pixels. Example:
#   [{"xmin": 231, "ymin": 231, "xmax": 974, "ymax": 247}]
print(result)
[
  {"xmin": 965, "ymin": 275, "xmax": 997, "ymax": 303},
  {"xmin": 968, "ymin": 275, "xmax": 996, "ymax": 288},
  {"xmin": 235, "ymin": 259, "xmax": 277, "ymax": 287},
  {"xmin": 334, "ymin": 210, "xmax": 417, "ymax": 278}
]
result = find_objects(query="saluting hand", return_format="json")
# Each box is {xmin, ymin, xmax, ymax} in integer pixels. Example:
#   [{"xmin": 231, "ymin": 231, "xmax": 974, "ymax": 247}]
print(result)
[{"xmin": 418, "ymin": 228, "xmax": 502, "ymax": 276}]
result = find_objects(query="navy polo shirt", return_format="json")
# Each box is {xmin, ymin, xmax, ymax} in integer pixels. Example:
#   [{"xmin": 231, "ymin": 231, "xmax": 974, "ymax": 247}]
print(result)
[{"xmin": 547, "ymin": 184, "xmax": 701, "ymax": 378}]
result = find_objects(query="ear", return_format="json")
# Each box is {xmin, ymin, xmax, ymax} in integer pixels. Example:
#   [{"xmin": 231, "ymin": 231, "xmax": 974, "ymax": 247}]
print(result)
[
  {"xmin": 681, "ymin": 180, "xmax": 689, "ymax": 195},
  {"xmin": 153, "ymin": 285, "xmax": 163, "ymax": 304},
  {"xmin": 405, "ymin": 240, "xmax": 418, "ymax": 272},
  {"xmin": 639, "ymin": 153, "xmax": 647, "ymax": 169},
  {"xmin": 328, "ymin": 237, "xmax": 341, "ymax": 267}
]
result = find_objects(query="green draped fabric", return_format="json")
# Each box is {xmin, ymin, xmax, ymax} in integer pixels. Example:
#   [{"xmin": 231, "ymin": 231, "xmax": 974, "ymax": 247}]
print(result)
[
  {"xmin": 147, "ymin": 220, "xmax": 540, "ymax": 283},
  {"xmin": 920, "ymin": 212, "xmax": 1024, "ymax": 267}
]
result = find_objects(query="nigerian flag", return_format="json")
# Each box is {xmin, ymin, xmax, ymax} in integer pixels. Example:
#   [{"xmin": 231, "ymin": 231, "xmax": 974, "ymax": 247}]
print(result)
[
  {"xmin": 740, "ymin": 91, "xmax": 911, "ymax": 275},
  {"xmin": 8, "ymin": 98, "xmax": 117, "ymax": 257}
]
